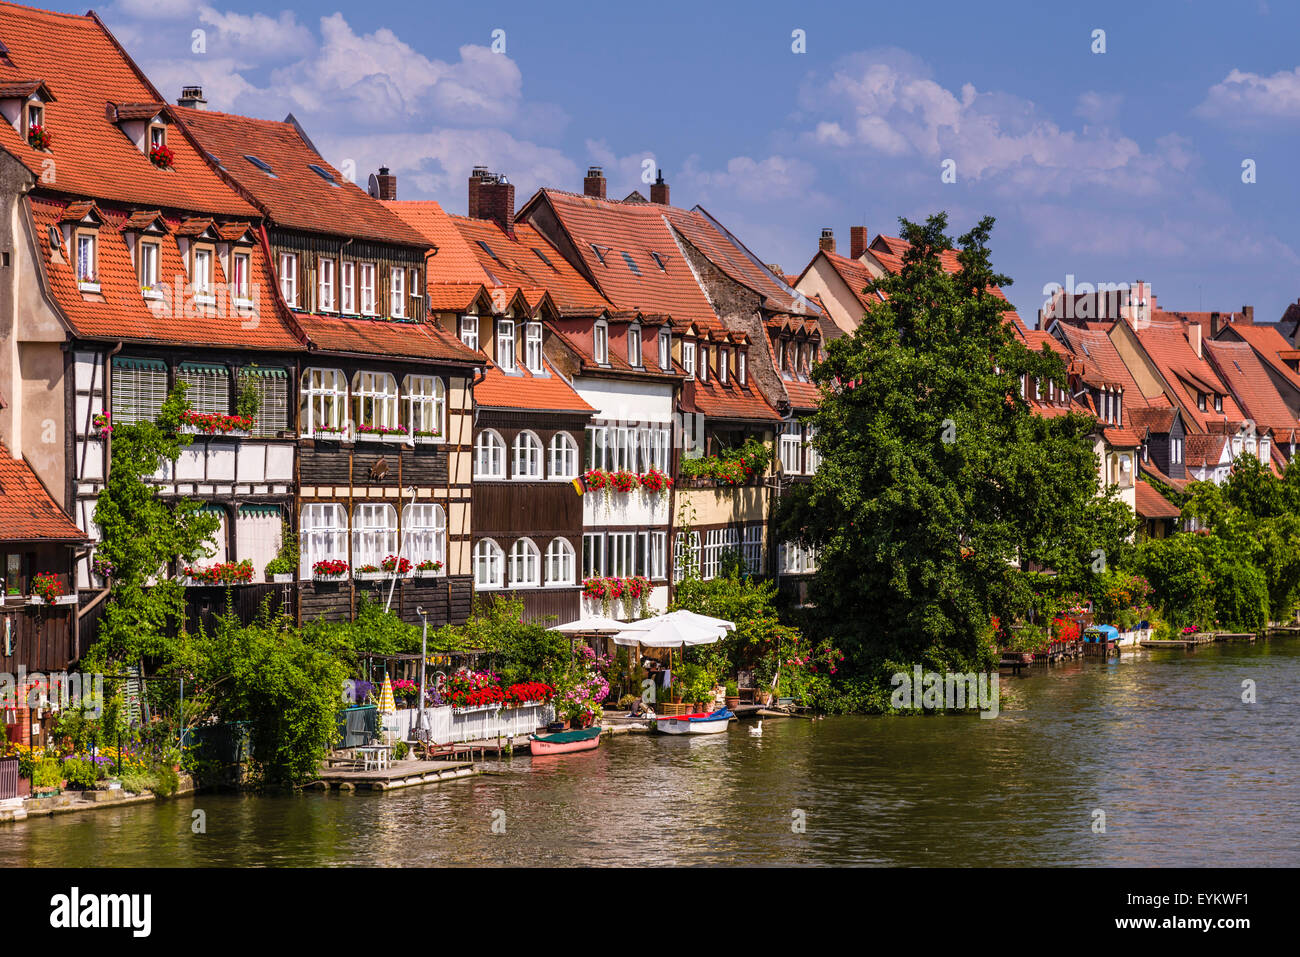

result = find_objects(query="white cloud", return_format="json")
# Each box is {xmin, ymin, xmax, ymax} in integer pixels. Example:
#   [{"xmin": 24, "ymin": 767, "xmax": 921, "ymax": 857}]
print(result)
[
  {"xmin": 1075, "ymin": 91, "xmax": 1123, "ymax": 125},
  {"xmin": 680, "ymin": 154, "xmax": 819, "ymax": 203},
  {"xmin": 1196, "ymin": 67, "xmax": 1300, "ymax": 123}
]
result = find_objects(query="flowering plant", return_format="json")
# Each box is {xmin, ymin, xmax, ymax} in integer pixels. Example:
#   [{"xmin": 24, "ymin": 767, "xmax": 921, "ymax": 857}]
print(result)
[
  {"xmin": 415, "ymin": 559, "xmax": 443, "ymax": 573},
  {"xmin": 381, "ymin": 555, "xmax": 412, "ymax": 575},
  {"xmin": 392, "ymin": 679, "xmax": 419, "ymax": 702},
  {"xmin": 611, "ymin": 469, "xmax": 639, "ymax": 492},
  {"xmin": 184, "ymin": 560, "xmax": 254, "ymax": 585},
  {"xmin": 356, "ymin": 564, "xmax": 381, "ymax": 574},
  {"xmin": 583, "ymin": 468, "xmax": 611, "ymax": 491},
  {"xmin": 312, "ymin": 559, "xmax": 348, "ymax": 578},
  {"xmin": 356, "ymin": 423, "xmax": 407, "ymax": 437},
  {"xmin": 504, "ymin": 681, "xmax": 554, "ymax": 705},
  {"xmin": 680, "ymin": 437, "xmax": 770, "ymax": 486},
  {"xmin": 92, "ymin": 411, "xmax": 113, "ymax": 436},
  {"xmin": 1050, "ymin": 617, "xmax": 1081, "ymax": 643},
  {"xmin": 583, "ymin": 575, "xmax": 650, "ymax": 602},
  {"xmin": 28, "ymin": 124, "xmax": 50, "ymax": 149},
  {"xmin": 91, "ymin": 555, "xmax": 114, "ymax": 579},
  {"xmin": 413, "ymin": 429, "xmax": 441, "ymax": 439},
  {"xmin": 439, "ymin": 668, "xmax": 505, "ymax": 708},
  {"xmin": 638, "ymin": 468, "xmax": 672, "ymax": 493},
  {"xmin": 181, "ymin": 410, "xmax": 254, "ymax": 434},
  {"xmin": 31, "ymin": 572, "xmax": 63, "ymax": 604},
  {"xmin": 149, "ymin": 143, "xmax": 174, "ymax": 168}
]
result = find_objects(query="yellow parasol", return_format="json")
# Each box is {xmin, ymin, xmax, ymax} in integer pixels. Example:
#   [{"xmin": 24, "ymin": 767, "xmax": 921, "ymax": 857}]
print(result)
[{"xmin": 377, "ymin": 675, "xmax": 396, "ymax": 714}]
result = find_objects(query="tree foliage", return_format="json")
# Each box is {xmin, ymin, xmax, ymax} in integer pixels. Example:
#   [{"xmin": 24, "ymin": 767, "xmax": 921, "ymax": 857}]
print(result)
[{"xmin": 783, "ymin": 213, "xmax": 1133, "ymax": 670}]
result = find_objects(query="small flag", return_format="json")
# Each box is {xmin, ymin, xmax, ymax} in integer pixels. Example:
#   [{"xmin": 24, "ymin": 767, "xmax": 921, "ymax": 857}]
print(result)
[{"xmin": 571, "ymin": 477, "xmax": 584, "ymax": 495}]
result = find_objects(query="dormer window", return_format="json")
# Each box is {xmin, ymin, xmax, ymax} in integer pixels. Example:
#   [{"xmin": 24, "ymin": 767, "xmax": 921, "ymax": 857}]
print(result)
[
  {"xmin": 460, "ymin": 315, "xmax": 479, "ymax": 350},
  {"xmin": 75, "ymin": 232, "xmax": 96, "ymax": 286},
  {"xmin": 593, "ymin": 319, "xmax": 609, "ymax": 365},
  {"xmin": 720, "ymin": 348, "xmax": 730, "ymax": 384},
  {"xmin": 683, "ymin": 340, "xmax": 696, "ymax": 379},
  {"xmin": 26, "ymin": 102, "xmax": 47, "ymax": 148},
  {"xmin": 278, "ymin": 252, "xmax": 298, "ymax": 307},
  {"xmin": 147, "ymin": 124, "xmax": 172, "ymax": 168},
  {"xmin": 497, "ymin": 319, "xmax": 516, "ymax": 371},
  {"xmin": 318, "ymin": 257, "xmax": 336, "ymax": 312},
  {"xmin": 390, "ymin": 266, "xmax": 405, "ymax": 318},
  {"xmin": 192, "ymin": 247, "xmax": 214, "ymax": 301},
  {"xmin": 1, "ymin": 81, "xmax": 56, "ymax": 149},
  {"xmin": 1214, "ymin": 394, "xmax": 1223, "ymax": 413},
  {"xmin": 359, "ymin": 263, "xmax": 376, "ymax": 315},
  {"xmin": 628, "ymin": 323, "xmax": 642, "ymax": 367},
  {"xmin": 232, "ymin": 250, "xmax": 251, "ymax": 303},
  {"xmin": 341, "ymin": 262, "xmax": 355, "ymax": 313},
  {"xmin": 659, "ymin": 327, "xmax": 672, "ymax": 371},
  {"xmin": 137, "ymin": 239, "xmax": 160, "ymax": 295},
  {"xmin": 525, "ymin": 321, "xmax": 543, "ymax": 373},
  {"xmin": 738, "ymin": 350, "xmax": 747, "ymax": 386},
  {"xmin": 699, "ymin": 345, "xmax": 710, "ymax": 383},
  {"xmin": 1197, "ymin": 392, "xmax": 1206, "ymax": 413}
]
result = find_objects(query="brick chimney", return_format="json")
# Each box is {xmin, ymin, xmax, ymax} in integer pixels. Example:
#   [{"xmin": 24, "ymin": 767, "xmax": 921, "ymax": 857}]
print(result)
[
  {"xmin": 1243, "ymin": 305, "xmax": 1254, "ymax": 324},
  {"xmin": 650, "ymin": 169, "xmax": 670, "ymax": 205},
  {"xmin": 850, "ymin": 226, "xmax": 869, "ymax": 260},
  {"xmin": 819, "ymin": 228, "xmax": 835, "ymax": 254},
  {"xmin": 468, "ymin": 168, "xmax": 515, "ymax": 233},
  {"xmin": 584, "ymin": 166, "xmax": 606, "ymax": 199},
  {"xmin": 177, "ymin": 85, "xmax": 207, "ymax": 109},
  {"xmin": 369, "ymin": 166, "xmax": 397, "ymax": 201}
]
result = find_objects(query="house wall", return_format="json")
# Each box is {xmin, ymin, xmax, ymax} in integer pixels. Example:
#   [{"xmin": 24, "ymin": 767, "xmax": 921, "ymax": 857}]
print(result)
[{"xmin": 794, "ymin": 257, "xmax": 873, "ymax": 336}]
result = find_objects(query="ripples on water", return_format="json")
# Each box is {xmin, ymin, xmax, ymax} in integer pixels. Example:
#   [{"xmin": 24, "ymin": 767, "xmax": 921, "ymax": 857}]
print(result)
[{"xmin": 5, "ymin": 641, "xmax": 1298, "ymax": 866}]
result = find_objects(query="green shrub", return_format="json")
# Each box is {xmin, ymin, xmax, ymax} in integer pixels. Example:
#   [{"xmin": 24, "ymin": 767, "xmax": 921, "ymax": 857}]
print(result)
[
  {"xmin": 61, "ymin": 758, "xmax": 98, "ymax": 790},
  {"xmin": 31, "ymin": 758, "xmax": 62, "ymax": 790}
]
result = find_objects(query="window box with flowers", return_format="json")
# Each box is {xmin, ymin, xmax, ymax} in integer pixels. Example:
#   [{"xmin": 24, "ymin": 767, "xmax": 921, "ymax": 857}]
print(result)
[
  {"xmin": 183, "ymin": 560, "xmax": 254, "ymax": 587},
  {"xmin": 413, "ymin": 429, "xmax": 442, "ymax": 445},
  {"xmin": 312, "ymin": 559, "xmax": 348, "ymax": 581},
  {"xmin": 29, "ymin": 572, "xmax": 64, "ymax": 605},
  {"xmin": 414, "ymin": 559, "xmax": 444, "ymax": 578},
  {"xmin": 354, "ymin": 564, "xmax": 384, "ymax": 581},
  {"xmin": 180, "ymin": 410, "xmax": 254, "ymax": 436},
  {"xmin": 355, "ymin": 424, "xmax": 408, "ymax": 442},
  {"xmin": 28, "ymin": 124, "xmax": 50, "ymax": 150},
  {"xmin": 380, "ymin": 555, "xmax": 412, "ymax": 577},
  {"xmin": 583, "ymin": 575, "xmax": 652, "ymax": 613},
  {"xmin": 637, "ymin": 467, "xmax": 673, "ymax": 494},
  {"xmin": 679, "ymin": 437, "xmax": 770, "ymax": 487},
  {"xmin": 91, "ymin": 412, "xmax": 113, "ymax": 437},
  {"xmin": 149, "ymin": 143, "xmax": 174, "ymax": 169}
]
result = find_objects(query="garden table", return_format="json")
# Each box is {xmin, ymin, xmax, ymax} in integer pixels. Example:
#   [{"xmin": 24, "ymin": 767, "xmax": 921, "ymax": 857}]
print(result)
[{"xmin": 356, "ymin": 745, "xmax": 392, "ymax": 771}]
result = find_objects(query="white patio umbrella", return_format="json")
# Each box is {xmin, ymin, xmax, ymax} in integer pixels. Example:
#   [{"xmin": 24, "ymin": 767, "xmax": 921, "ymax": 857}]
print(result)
[
  {"xmin": 549, "ymin": 615, "xmax": 629, "ymax": 635},
  {"xmin": 611, "ymin": 609, "xmax": 735, "ymax": 648}
]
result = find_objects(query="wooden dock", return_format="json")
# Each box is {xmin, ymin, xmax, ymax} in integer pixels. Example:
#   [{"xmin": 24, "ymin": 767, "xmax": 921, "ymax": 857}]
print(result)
[
  {"xmin": 308, "ymin": 759, "xmax": 477, "ymax": 792},
  {"xmin": 1140, "ymin": 635, "xmax": 1214, "ymax": 649},
  {"xmin": 1213, "ymin": 632, "xmax": 1256, "ymax": 642}
]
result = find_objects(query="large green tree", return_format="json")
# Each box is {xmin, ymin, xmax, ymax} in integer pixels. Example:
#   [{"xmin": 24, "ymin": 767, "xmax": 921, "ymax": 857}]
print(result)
[{"xmin": 784, "ymin": 213, "xmax": 1133, "ymax": 671}]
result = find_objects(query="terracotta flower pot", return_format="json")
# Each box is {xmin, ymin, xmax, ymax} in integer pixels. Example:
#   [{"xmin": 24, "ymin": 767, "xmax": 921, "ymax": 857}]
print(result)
[{"xmin": 725, "ymin": 696, "xmax": 740, "ymax": 709}]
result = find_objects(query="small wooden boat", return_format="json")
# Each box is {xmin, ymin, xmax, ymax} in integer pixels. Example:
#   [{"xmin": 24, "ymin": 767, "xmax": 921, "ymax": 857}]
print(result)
[
  {"xmin": 529, "ymin": 725, "xmax": 602, "ymax": 755},
  {"xmin": 654, "ymin": 708, "xmax": 734, "ymax": 735}
]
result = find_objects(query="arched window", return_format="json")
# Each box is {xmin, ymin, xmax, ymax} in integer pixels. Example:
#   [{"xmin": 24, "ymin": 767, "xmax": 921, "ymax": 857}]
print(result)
[
  {"xmin": 404, "ymin": 374, "xmax": 445, "ymax": 442},
  {"xmin": 301, "ymin": 503, "xmax": 347, "ymax": 577},
  {"xmin": 351, "ymin": 371, "xmax": 400, "ymax": 435},
  {"xmin": 475, "ymin": 429, "xmax": 506, "ymax": 478},
  {"xmin": 474, "ymin": 538, "xmax": 504, "ymax": 589},
  {"xmin": 402, "ymin": 504, "xmax": 446, "ymax": 571},
  {"xmin": 352, "ymin": 503, "xmax": 397, "ymax": 570},
  {"xmin": 550, "ymin": 432, "xmax": 578, "ymax": 479},
  {"xmin": 513, "ymin": 430, "xmax": 543, "ymax": 478},
  {"xmin": 509, "ymin": 537, "xmax": 541, "ymax": 588},
  {"xmin": 545, "ymin": 538, "xmax": 575, "ymax": 586},
  {"xmin": 300, "ymin": 368, "xmax": 347, "ymax": 437}
]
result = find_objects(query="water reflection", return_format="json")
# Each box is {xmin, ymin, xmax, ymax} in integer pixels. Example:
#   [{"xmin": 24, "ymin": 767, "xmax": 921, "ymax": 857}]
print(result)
[{"xmin": 4, "ymin": 641, "xmax": 1298, "ymax": 866}]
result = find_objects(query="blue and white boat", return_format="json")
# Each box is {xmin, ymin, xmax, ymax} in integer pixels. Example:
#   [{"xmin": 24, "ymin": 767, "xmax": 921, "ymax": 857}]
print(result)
[{"xmin": 654, "ymin": 708, "xmax": 735, "ymax": 735}]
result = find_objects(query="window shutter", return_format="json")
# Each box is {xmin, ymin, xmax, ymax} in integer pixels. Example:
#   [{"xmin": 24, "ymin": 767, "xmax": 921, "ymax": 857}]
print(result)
[{"xmin": 111, "ymin": 357, "xmax": 167, "ymax": 423}]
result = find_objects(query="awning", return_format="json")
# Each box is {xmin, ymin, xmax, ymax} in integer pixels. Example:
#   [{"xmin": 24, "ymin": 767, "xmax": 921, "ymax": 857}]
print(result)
[
  {"xmin": 240, "ymin": 366, "xmax": 288, "ymax": 379},
  {"xmin": 178, "ymin": 362, "xmax": 227, "ymax": 376},
  {"xmin": 112, "ymin": 357, "xmax": 165, "ymax": 371}
]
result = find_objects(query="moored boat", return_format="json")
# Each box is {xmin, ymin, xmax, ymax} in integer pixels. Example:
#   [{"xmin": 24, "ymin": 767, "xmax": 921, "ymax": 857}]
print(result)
[
  {"xmin": 529, "ymin": 725, "xmax": 602, "ymax": 755},
  {"xmin": 654, "ymin": 708, "xmax": 734, "ymax": 735}
]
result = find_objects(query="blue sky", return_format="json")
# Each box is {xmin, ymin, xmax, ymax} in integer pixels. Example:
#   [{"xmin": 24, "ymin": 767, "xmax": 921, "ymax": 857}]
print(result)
[{"xmin": 52, "ymin": 0, "xmax": 1300, "ymax": 325}]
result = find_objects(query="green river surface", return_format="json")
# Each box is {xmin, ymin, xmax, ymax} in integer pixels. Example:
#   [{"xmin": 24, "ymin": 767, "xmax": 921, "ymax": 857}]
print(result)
[{"xmin": 3, "ymin": 639, "xmax": 1297, "ymax": 866}]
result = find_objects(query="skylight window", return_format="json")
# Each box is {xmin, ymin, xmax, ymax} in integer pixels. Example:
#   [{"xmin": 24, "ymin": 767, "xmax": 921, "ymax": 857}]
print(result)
[
  {"xmin": 532, "ymin": 247, "xmax": 555, "ymax": 268},
  {"xmin": 590, "ymin": 244, "xmax": 609, "ymax": 265},
  {"xmin": 244, "ymin": 154, "xmax": 276, "ymax": 177},
  {"xmin": 621, "ymin": 252, "xmax": 642, "ymax": 276},
  {"xmin": 477, "ymin": 240, "xmax": 500, "ymax": 262},
  {"xmin": 308, "ymin": 163, "xmax": 340, "ymax": 186},
  {"xmin": 650, "ymin": 251, "xmax": 668, "ymax": 271}
]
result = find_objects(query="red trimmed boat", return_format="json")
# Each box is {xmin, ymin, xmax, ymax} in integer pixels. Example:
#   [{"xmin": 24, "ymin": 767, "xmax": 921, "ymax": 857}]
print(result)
[
  {"xmin": 654, "ymin": 708, "xmax": 734, "ymax": 735},
  {"xmin": 529, "ymin": 725, "xmax": 602, "ymax": 755}
]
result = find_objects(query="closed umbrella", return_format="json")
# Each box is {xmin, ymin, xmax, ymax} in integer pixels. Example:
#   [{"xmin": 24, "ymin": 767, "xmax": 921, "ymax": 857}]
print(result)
[{"xmin": 377, "ymin": 675, "xmax": 396, "ymax": 715}]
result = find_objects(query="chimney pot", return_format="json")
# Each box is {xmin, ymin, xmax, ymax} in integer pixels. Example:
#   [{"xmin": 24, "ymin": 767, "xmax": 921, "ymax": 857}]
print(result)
[
  {"xmin": 850, "ymin": 225, "xmax": 869, "ymax": 260},
  {"xmin": 650, "ymin": 169, "xmax": 670, "ymax": 206},
  {"xmin": 368, "ymin": 166, "xmax": 397, "ymax": 201},
  {"xmin": 1189, "ymin": 321, "xmax": 1202, "ymax": 359},
  {"xmin": 467, "ymin": 169, "xmax": 515, "ymax": 233},
  {"xmin": 819, "ymin": 228, "xmax": 835, "ymax": 254},
  {"xmin": 177, "ymin": 85, "xmax": 207, "ymax": 109},
  {"xmin": 584, "ymin": 166, "xmax": 606, "ymax": 200}
]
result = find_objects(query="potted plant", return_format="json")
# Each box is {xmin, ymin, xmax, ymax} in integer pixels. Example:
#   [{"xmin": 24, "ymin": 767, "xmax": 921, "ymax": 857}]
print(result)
[
  {"xmin": 149, "ymin": 142, "xmax": 174, "ymax": 168},
  {"xmin": 30, "ymin": 572, "xmax": 64, "ymax": 605},
  {"xmin": 28, "ymin": 124, "xmax": 50, "ymax": 150},
  {"xmin": 414, "ymin": 559, "xmax": 443, "ymax": 578},
  {"xmin": 265, "ymin": 521, "xmax": 298, "ymax": 582},
  {"xmin": 354, "ymin": 563, "xmax": 382, "ymax": 580},
  {"xmin": 31, "ymin": 757, "xmax": 62, "ymax": 798},
  {"xmin": 380, "ymin": 555, "xmax": 412, "ymax": 577},
  {"xmin": 312, "ymin": 559, "xmax": 348, "ymax": 581},
  {"xmin": 724, "ymin": 680, "xmax": 740, "ymax": 710}
]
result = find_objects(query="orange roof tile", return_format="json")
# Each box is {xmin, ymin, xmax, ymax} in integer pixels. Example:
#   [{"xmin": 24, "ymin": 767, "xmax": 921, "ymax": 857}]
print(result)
[
  {"xmin": 176, "ymin": 107, "xmax": 430, "ymax": 247},
  {"xmin": 296, "ymin": 313, "xmax": 477, "ymax": 364},
  {"xmin": 383, "ymin": 201, "xmax": 491, "ymax": 285},
  {"xmin": 1135, "ymin": 479, "xmax": 1181, "ymax": 519},
  {"xmin": 816, "ymin": 250, "xmax": 880, "ymax": 312},
  {"xmin": 1204, "ymin": 339, "xmax": 1300, "ymax": 435},
  {"xmin": 0, "ymin": 446, "xmax": 85, "ymax": 541},
  {"xmin": 0, "ymin": 3, "xmax": 256, "ymax": 216},
  {"xmin": 473, "ymin": 359, "xmax": 593, "ymax": 414},
  {"xmin": 30, "ymin": 196, "xmax": 301, "ymax": 350},
  {"xmin": 1132, "ymin": 319, "xmax": 1244, "ymax": 430},
  {"xmin": 1220, "ymin": 323, "xmax": 1300, "ymax": 394}
]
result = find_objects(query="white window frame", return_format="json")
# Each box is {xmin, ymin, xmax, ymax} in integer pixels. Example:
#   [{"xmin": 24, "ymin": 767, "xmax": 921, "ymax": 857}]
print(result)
[
  {"xmin": 76, "ymin": 232, "xmax": 97, "ymax": 285},
  {"xmin": 403, "ymin": 503, "xmax": 446, "ymax": 571},
  {"xmin": 545, "ymin": 538, "xmax": 576, "ymax": 586},
  {"xmin": 586, "ymin": 425, "xmax": 608, "ymax": 471},
  {"xmin": 805, "ymin": 425, "xmax": 821, "ymax": 473},
  {"xmin": 607, "ymin": 531, "xmax": 635, "ymax": 578},
  {"xmin": 301, "ymin": 503, "xmax": 347, "ymax": 578},
  {"xmin": 460, "ymin": 315, "xmax": 479, "ymax": 350},
  {"xmin": 682, "ymin": 340, "xmax": 696, "ymax": 379},
  {"xmin": 699, "ymin": 345, "xmax": 710, "ymax": 383},
  {"xmin": 359, "ymin": 262, "xmax": 377, "ymax": 315},
  {"xmin": 673, "ymin": 531, "xmax": 700, "ymax": 580},
  {"xmin": 550, "ymin": 431, "xmax": 578, "ymax": 479},
  {"xmin": 341, "ymin": 261, "xmax": 355, "ymax": 313},
  {"xmin": 525, "ymin": 321, "xmax": 543, "ymax": 373},
  {"xmin": 738, "ymin": 350, "xmax": 747, "ymax": 385},
  {"xmin": 403, "ymin": 374, "xmax": 445, "ymax": 442},
  {"xmin": 742, "ymin": 524, "xmax": 763, "ymax": 574},
  {"xmin": 475, "ymin": 429, "xmax": 506, "ymax": 478},
  {"xmin": 193, "ymin": 247, "xmax": 214, "ymax": 299},
  {"xmin": 300, "ymin": 367, "xmax": 347, "ymax": 437},
  {"xmin": 474, "ymin": 538, "xmax": 505, "ymax": 589},
  {"xmin": 582, "ymin": 532, "xmax": 604, "ymax": 579},
  {"xmin": 638, "ymin": 530, "xmax": 666, "ymax": 580},
  {"xmin": 659, "ymin": 327, "xmax": 672, "ymax": 370},
  {"xmin": 352, "ymin": 503, "xmax": 398, "ymax": 571},
  {"xmin": 509, "ymin": 537, "xmax": 541, "ymax": 588},
  {"xmin": 278, "ymin": 252, "xmax": 297, "ymax": 307},
  {"xmin": 513, "ymin": 430, "xmax": 543, "ymax": 479},
  {"xmin": 351, "ymin": 371, "xmax": 400, "ymax": 434},
  {"xmin": 628, "ymin": 324, "xmax": 642, "ymax": 367},
  {"xmin": 137, "ymin": 239, "xmax": 159, "ymax": 292},
  {"xmin": 594, "ymin": 319, "xmax": 609, "ymax": 365},
  {"xmin": 232, "ymin": 250, "xmax": 251, "ymax": 302},
  {"xmin": 318, "ymin": 257, "xmax": 336, "ymax": 312},
  {"xmin": 390, "ymin": 266, "xmax": 405, "ymax": 318},
  {"xmin": 497, "ymin": 319, "xmax": 516, "ymax": 372},
  {"xmin": 779, "ymin": 421, "xmax": 802, "ymax": 475},
  {"xmin": 720, "ymin": 348, "xmax": 730, "ymax": 384}
]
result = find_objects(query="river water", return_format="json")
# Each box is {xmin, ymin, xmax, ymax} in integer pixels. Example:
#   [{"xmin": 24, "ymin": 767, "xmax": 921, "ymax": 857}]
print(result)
[{"xmin": 4, "ymin": 640, "xmax": 1298, "ymax": 867}]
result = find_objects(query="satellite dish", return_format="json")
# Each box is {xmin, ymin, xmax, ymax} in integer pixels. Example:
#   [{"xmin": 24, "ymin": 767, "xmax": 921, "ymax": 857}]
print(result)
[{"xmin": 366, "ymin": 173, "xmax": 380, "ymax": 198}]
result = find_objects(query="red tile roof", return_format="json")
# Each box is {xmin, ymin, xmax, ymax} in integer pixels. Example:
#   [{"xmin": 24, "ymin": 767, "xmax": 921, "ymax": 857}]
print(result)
[
  {"xmin": 296, "ymin": 313, "xmax": 477, "ymax": 364},
  {"xmin": 30, "ymin": 196, "xmax": 302, "ymax": 350},
  {"xmin": 1135, "ymin": 479, "xmax": 1182, "ymax": 519},
  {"xmin": 1102, "ymin": 426, "xmax": 1141, "ymax": 448},
  {"xmin": 0, "ymin": 3, "xmax": 256, "ymax": 216},
  {"xmin": 1127, "ymin": 406, "xmax": 1180, "ymax": 435},
  {"xmin": 473, "ymin": 360, "xmax": 593, "ymax": 414},
  {"xmin": 176, "ymin": 107, "xmax": 430, "ymax": 247},
  {"xmin": 1184, "ymin": 433, "xmax": 1230, "ymax": 468},
  {"xmin": 815, "ymin": 250, "xmax": 880, "ymax": 312},
  {"xmin": 1204, "ymin": 339, "xmax": 1300, "ymax": 436},
  {"xmin": 383, "ymin": 201, "xmax": 490, "ymax": 285},
  {"xmin": 684, "ymin": 377, "xmax": 782, "ymax": 423},
  {"xmin": 1219, "ymin": 323, "xmax": 1300, "ymax": 394},
  {"xmin": 0, "ymin": 446, "xmax": 85, "ymax": 541},
  {"xmin": 1133, "ymin": 319, "xmax": 1244, "ymax": 431}
]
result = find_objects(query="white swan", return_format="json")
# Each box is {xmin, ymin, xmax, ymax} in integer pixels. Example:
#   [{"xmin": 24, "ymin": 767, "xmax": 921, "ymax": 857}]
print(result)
[{"xmin": 748, "ymin": 719, "xmax": 763, "ymax": 736}]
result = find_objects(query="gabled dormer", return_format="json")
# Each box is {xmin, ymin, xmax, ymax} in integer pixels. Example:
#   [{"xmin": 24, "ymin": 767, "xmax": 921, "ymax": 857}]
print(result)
[
  {"xmin": 120, "ymin": 210, "xmax": 170, "ymax": 299},
  {"xmin": 57, "ymin": 202, "xmax": 104, "ymax": 293},
  {"xmin": 0, "ymin": 78, "xmax": 55, "ymax": 150},
  {"xmin": 107, "ymin": 101, "xmax": 173, "ymax": 168}
]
